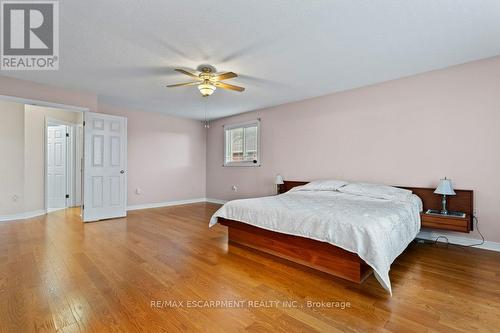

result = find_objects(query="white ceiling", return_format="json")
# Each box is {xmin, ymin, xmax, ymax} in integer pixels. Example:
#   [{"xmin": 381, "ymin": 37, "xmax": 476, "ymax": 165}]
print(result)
[{"xmin": 3, "ymin": 0, "xmax": 500, "ymax": 120}]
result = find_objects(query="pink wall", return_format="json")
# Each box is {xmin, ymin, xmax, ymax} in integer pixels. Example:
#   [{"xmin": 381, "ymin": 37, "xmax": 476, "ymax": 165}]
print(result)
[
  {"xmin": 100, "ymin": 104, "xmax": 206, "ymax": 206},
  {"xmin": 206, "ymin": 56, "xmax": 500, "ymax": 243},
  {"xmin": 0, "ymin": 76, "xmax": 98, "ymax": 111},
  {"xmin": 0, "ymin": 75, "xmax": 206, "ymax": 211}
]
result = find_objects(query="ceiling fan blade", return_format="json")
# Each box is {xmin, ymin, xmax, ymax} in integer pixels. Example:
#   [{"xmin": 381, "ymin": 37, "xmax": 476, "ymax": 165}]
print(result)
[
  {"xmin": 175, "ymin": 68, "xmax": 201, "ymax": 80},
  {"xmin": 166, "ymin": 81, "xmax": 200, "ymax": 88},
  {"xmin": 214, "ymin": 81, "xmax": 245, "ymax": 92},
  {"xmin": 212, "ymin": 72, "xmax": 237, "ymax": 81}
]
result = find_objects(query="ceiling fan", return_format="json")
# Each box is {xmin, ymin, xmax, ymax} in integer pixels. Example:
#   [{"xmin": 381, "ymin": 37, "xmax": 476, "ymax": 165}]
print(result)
[{"xmin": 167, "ymin": 65, "xmax": 245, "ymax": 97}]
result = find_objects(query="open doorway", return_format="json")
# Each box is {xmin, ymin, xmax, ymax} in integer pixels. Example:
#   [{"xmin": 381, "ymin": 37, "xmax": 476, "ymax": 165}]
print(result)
[
  {"xmin": 0, "ymin": 95, "xmax": 127, "ymax": 223},
  {"xmin": 0, "ymin": 96, "xmax": 88, "ymax": 222},
  {"xmin": 24, "ymin": 104, "xmax": 84, "ymax": 218},
  {"xmin": 45, "ymin": 118, "xmax": 84, "ymax": 213}
]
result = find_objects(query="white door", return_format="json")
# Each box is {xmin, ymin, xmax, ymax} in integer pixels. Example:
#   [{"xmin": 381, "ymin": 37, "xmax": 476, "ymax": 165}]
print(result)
[
  {"xmin": 47, "ymin": 125, "xmax": 67, "ymax": 210},
  {"xmin": 83, "ymin": 112, "xmax": 127, "ymax": 222}
]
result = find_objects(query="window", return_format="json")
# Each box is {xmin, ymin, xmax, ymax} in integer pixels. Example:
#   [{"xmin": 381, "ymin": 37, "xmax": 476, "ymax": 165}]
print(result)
[{"xmin": 224, "ymin": 120, "xmax": 260, "ymax": 166}]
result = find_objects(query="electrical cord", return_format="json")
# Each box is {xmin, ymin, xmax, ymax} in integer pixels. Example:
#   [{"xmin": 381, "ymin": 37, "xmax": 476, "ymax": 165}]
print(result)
[
  {"xmin": 433, "ymin": 215, "xmax": 485, "ymax": 248},
  {"xmin": 465, "ymin": 216, "xmax": 485, "ymax": 247}
]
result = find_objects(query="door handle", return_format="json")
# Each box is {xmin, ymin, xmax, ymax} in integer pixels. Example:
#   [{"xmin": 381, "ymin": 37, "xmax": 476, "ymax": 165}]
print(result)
[{"xmin": 120, "ymin": 170, "xmax": 125, "ymax": 174}]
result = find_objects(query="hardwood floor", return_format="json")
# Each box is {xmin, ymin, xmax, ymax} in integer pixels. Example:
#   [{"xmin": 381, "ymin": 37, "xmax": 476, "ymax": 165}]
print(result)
[{"xmin": 0, "ymin": 203, "xmax": 499, "ymax": 332}]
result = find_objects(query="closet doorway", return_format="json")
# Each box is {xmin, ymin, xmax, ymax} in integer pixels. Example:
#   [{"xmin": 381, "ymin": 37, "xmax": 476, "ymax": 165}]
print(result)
[{"xmin": 45, "ymin": 118, "xmax": 84, "ymax": 213}]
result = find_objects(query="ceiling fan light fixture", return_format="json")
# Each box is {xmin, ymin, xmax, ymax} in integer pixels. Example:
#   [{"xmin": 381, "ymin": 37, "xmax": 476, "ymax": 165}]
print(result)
[
  {"xmin": 198, "ymin": 82, "xmax": 216, "ymax": 97},
  {"xmin": 167, "ymin": 65, "xmax": 244, "ymax": 96}
]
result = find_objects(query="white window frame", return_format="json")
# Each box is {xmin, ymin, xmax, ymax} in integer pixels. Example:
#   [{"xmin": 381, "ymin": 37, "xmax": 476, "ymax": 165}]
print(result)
[{"xmin": 223, "ymin": 119, "xmax": 261, "ymax": 167}]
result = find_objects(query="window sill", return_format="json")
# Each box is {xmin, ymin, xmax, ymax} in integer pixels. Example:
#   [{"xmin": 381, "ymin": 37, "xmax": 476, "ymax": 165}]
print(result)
[{"xmin": 223, "ymin": 162, "xmax": 261, "ymax": 167}]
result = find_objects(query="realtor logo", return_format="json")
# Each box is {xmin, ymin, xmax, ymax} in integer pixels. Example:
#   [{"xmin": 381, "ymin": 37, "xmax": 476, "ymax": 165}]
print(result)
[{"xmin": 1, "ymin": 0, "xmax": 59, "ymax": 70}]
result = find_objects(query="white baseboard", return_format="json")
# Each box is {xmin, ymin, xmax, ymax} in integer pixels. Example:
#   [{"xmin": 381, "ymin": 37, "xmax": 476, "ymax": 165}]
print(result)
[
  {"xmin": 1, "ymin": 203, "xmax": 498, "ymax": 253},
  {"xmin": 126, "ymin": 198, "xmax": 208, "ymax": 211},
  {"xmin": 417, "ymin": 230, "xmax": 500, "ymax": 252},
  {"xmin": 0, "ymin": 209, "xmax": 46, "ymax": 222},
  {"xmin": 47, "ymin": 207, "xmax": 66, "ymax": 213},
  {"xmin": 0, "ymin": 198, "xmax": 226, "ymax": 221},
  {"xmin": 205, "ymin": 198, "xmax": 227, "ymax": 205}
]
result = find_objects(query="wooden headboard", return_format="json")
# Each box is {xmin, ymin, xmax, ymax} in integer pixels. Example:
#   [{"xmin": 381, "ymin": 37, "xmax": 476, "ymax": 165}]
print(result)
[{"xmin": 278, "ymin": 180, "xmax": 474, "ymax": 226}]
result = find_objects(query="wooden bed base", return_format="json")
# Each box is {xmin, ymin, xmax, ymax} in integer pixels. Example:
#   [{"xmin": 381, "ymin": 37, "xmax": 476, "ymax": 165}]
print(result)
[
  {"xmin": 218, "ymin": 218, "xmax": 373, "ymax": 283},
  {"xmin": 218, "ymin": 180, "xmax": 474, "ymax": 285}
]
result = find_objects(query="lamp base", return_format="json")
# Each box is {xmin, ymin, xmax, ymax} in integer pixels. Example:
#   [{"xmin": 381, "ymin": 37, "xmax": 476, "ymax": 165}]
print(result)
[{"xmin": 441, "ymin": 194, "xmax": 448, "ymax": 215}]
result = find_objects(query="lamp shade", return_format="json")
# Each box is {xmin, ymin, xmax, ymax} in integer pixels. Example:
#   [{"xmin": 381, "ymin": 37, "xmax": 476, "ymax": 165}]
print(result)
[
  {"xmin": 275, "ymin": 174, "xmax": 284, "ymax": 185},
  {"xmin": 434, "ymin": 178, "xmax": 456, "ymax": 195}
]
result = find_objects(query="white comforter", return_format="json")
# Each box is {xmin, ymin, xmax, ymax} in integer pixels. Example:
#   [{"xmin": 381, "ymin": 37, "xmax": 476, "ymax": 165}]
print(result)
[{"xmin": 209, "ymin": 190, "xmax": 422, "ymax": 294}]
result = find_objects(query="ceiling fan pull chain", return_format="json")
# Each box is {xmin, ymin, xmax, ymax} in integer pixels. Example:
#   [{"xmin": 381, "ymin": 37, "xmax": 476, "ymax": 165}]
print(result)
[{"xmin": 204, "ymin": 97, "xmax": 210, "ymax": 129}]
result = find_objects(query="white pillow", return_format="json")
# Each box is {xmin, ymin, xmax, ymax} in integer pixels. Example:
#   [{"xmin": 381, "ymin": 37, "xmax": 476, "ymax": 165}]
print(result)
[
  {"xmin": 338, "ymin": 182, "xmax": 412, "ymax": 201},
  {"xmin": 299, "ymin": 179, "xmax": 349, "ymax": 191}
]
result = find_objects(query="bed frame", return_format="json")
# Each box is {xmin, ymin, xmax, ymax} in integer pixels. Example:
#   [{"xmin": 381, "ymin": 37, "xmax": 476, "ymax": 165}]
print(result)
[{"xmin": 219, "ymin": 180, "xmax": 474, "ymax": 284}]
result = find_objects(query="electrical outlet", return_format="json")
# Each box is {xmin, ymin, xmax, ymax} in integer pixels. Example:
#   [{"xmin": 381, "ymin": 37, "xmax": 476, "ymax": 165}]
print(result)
[
  {"xmin": 12, "ymin": 195, "xmax": 18, "ymax": 202},
  {"xmin": 231, "ymin": 185, "xmax": 238, "ymax": 192},
  {"xmin": 135, "ymin": 188, "xmax": 142, "ymax": 195}
]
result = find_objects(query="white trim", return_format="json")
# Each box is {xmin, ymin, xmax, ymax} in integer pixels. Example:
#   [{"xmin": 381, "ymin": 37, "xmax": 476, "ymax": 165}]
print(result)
[
  {"xmin": 46, "ymin": 207, "xmax": 66, "ymax": 213},
  {"xmin": 0, "ymin": 94, "xmax": 89, "ymax": 113},
  {"xmin": 127, "ymin": 198, "xmax": 228, "ymax": 211},
  {"xmin": 46, "ymin": 117, "xmax": 79, "ymax": 128},
  {"xmin": 1, "ymin": 203, "xmax": 498, "ymax": 254},
  {"xmin": 127, "ymin": 198, "xmax": 208, "ymax": 211},
  {"xmin": 74, "ymin": 124, "xmax": 84, "ymax": 207},
  {"xmin": 0, "ymin": 210, "xmax": 46, "ymax": 222},
  {"xmin": 223, "ymin": 119, "xmax": 261, "ymax": 167},
  {"xmin": 223, "ymin": 161, "xmax": 262, "ymax": 167},
  {"xmin": 0, "ymin": 199, "xmax": 224, "ymax": 222},
  {"xmin": 417, "ymin": 230, "xmax": 500, "ymax": 252},
  {"xmin": 67, "ymin": 125, "xmax": 75, "ymax": 207},
  {"xmin": 223, "ymin": 119, "xmax": 260, "ymax": 131},
  {"xmin": 206, "ymin": 198, "xmax": 228, "ymax": 204}
]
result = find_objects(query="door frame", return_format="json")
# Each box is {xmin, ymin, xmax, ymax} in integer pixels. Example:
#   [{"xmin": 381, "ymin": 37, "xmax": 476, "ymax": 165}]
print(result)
[
  {"xmin": 0, "ymin": 94, "xmax": 89, "ymax": 113},
  {"xmin": 44, "ymin": 118, "xmax": 80, "ymax": 213},
  {"xmin": 0, "ymin": 95, "xmax": 89, "ymax": 220}
]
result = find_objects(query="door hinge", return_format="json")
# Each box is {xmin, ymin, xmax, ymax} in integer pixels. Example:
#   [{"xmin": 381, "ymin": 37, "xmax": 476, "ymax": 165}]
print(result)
[
  {"xmin": 82, "ymin": 205, "xmax": 84, "ymax": 210},
  {"xmin": 65, "ymin": 194, "xmax": 70, "ymax": 199},
  {"xmin": 83, "ymin": 121, "xmax": 86, "ymax": 126},
  {"xmin": 66, "ymin": 132, "xmax": 69, "ymax": 137}
]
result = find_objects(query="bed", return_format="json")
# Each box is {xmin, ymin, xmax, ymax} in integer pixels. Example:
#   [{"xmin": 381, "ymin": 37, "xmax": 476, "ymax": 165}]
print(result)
[{"xmin": 209, "ymin": 180, "xmax": 471, "ymax": 294}]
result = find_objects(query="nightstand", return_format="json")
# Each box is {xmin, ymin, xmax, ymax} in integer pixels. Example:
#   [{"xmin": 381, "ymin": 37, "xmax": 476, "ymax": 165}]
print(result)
[{"xmin": 420, "ymin": 212, "xmax": 471, "ymax": 233}]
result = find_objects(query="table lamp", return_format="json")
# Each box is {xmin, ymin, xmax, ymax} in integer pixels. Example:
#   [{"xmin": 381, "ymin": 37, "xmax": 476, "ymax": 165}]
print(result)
[
  {"xmin": 434, "ymin": 177, "xmax": 456, "ymax": 215},
  {"xmin": 275, "ymin": 174, "xmax": 284, "ymax": 194}
]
